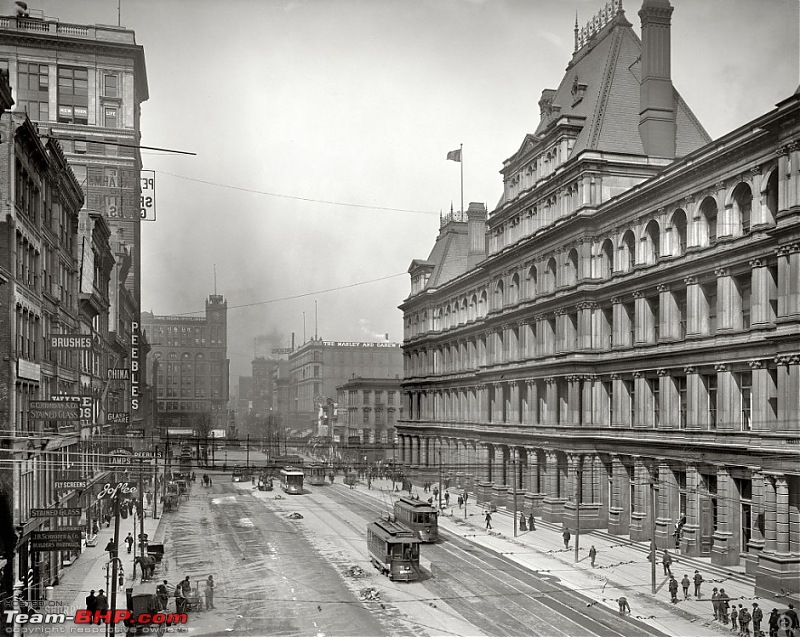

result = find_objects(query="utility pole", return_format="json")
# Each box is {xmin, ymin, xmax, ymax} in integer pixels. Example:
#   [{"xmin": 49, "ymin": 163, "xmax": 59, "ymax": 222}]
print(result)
[
  {"xmin": 575, "ymin": 457, "xmax": 581, "ymax": 563},
  {"xmin": 438, "ymin": 448, "xmax": 443, "ymax": 511},
  {"xmin": 512, "ymin": 458, "xmax": 518, "ymax": 538},
  {"xmin": 391, "ymin": 442, "xmax": 396, "ymax": 491},
  {"xmin": 651, "ymin": 480, "xmax": 658, "ymax": 594},
  {"xmin": 152, "ymin": 448, "xmax": 158, "ymax": 519},
  {"xmin": 109, "ymin": 493, "xmax": 122, "ymax": 636},
  {"xmin": 246, "ymin": 434, "xmax": 250, "ymax": 470}
]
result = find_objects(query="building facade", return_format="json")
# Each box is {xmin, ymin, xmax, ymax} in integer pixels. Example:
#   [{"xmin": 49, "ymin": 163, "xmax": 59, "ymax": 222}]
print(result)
[
  {"xmin": 142, "ymin": 295, "xmax": 230, "ymax": 450},
  {"xmin": 287, "ymin": 339, "xmax": 403, "ymax": 433},
  {"xmin": 0, "ymin": 7, "xmax": 150, "ymax": 430},
  {"xmin": 398, "ymin": 1, "xmax": 800, "ymax": 601},
  {"xmin": 336, "ymin": 377, "xmax": 404, "ymax": 445}
]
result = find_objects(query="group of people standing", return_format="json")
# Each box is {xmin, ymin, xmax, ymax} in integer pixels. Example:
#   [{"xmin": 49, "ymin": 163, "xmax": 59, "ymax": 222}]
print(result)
[{"xmin": 155, "ymin": 575, "xmax": 216, "ymax": 613}]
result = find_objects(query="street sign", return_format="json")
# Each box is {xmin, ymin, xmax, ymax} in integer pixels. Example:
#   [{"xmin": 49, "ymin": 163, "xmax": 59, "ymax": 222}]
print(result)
[
  {"xmin": 31, "ymin": 531, "xmax": 82, "ymax": 551},
  {"xmin": 29, "ymin": 401, "xmax": 81, "ymax": 421},
  {"xmin": 31, "ymin": 508, "xmax": 82, "ymax": 518},
  {"xmin": 108, "ymin": 412, "xmax": 131, "ymax": 424},
  {"xmin": 54, "ymin": 481, "xmax": 86, "ymax": 491},
  {"xmin": 50, "ymin": 395, "xmax": 92, "ymax": 420}
]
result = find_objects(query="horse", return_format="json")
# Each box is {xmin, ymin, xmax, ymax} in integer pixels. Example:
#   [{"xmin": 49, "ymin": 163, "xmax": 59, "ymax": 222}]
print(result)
[{"xmin": 133, "ymin": 555, "xmax": 157, "ymax": 581}]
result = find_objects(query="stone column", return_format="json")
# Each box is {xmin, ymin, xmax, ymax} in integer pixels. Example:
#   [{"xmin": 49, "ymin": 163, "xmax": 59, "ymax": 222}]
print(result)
[
  {"xmin": 509, "ymin": 381, "xmax": 520, "ymax": 424},
  {"xmin": 658, "ymin": 369, "xmax": 677, "ymax": 429},
  {"xmin": 543, "ymin": 377, "xmax": 558, "ymax": 425},
  {"xmin": 411, "ymin": 436, "xmax": 420, "ymax": 467},
  {"xmin": 565, "ymin": 376, "xmax": 582, "ymax": 425},
  {"xmin": 747, "ymin": 470, "xmax": 766, "ymax": 575},
  {"xmin": 763, "ymin": 475, "xmax": 777, "ymax": 553},
  {"xmin": 630, "ymin": 457, "xmax": 654, "ymax": 542},
  {"xmin": 715, "ymin": 363, "xmax": 736, "ymax": 431},
  {"xmin": 685, "ymin": 366, "xmax": 704, "ymax": 429},
  {"xmin": 655, "ymin": 461, "xmax": 678, "ymax": 549},
  {"xmin": 633, "ymin": 291, "xmax": 649, "ymax": 345},
  {"xmin": 777, "ymin": 243, "xmax": 800, "ymax": 319},
  {"xmin": 476, "ymin": 443, "xmax": 493, "ymax": 506},
  {"xmin": 682, "ymin": 464, "xmax": 702, "ymax": 556},
  {"xmin": 776, "ymin": 476, "xmax": 790, "ymax": 554},
  {"xmin": 749, "ymin": 360, "xmax": 776, "ymax": 432},
  {"xmin": 716, "ymin": 267, "xmax": 739, "ymax": 332},
  {"xmin": 555, "ymin": 308, "xmax": 568, "ymax": 353},
  {"xmin": 712, "ymin": 466, "xmax": 740, "ymax": 566},
  {"xmin": 608, "ymin": 455, "xmax": 630, "ymax": 535},
  {"xmin": 633, "ymin": 371, "xmax": 648, "ymax": 428},
  {"xmin": 776, "ymin": 355, "xmax": 800, "ymax": 432},
  {"xmin": 581, "ymin": 376, "xmax": 594, "ymax": 426},
  {"xmin": 542, "ymin": 451, "xmax": 566, "ymax": 522},
  {"xmin": 577, "ymin": 302, "xmax": 596, "ymax": 350},
  {"xmin": 659, "ymin": 284, "xmax": 679, "ymax": 341},
  {"xmin": 684, "ymin": 276, "xmax": 702, "ymax": 336},
  {"xmin": 750, "ymin": 259, "xmax": 772, "ymax": 327}
]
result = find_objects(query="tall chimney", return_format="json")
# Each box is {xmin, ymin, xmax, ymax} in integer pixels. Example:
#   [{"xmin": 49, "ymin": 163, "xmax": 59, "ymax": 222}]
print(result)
[
  {"xmin": 638, "ymin": 0, "xmax": 676, "ymax": 158},
  {"xmin": 466, "ymin": 202, "xmax": 487, "ymax": 269}
]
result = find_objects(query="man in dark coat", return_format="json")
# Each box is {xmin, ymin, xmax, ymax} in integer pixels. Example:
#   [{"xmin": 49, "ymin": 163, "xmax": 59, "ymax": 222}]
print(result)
[
  {"xmin": 668, "ymin": 575, "xmax": 679, "ymax": 603},
  {"xmin": 85, "ymin": 590, "xmax": 97, "ymax": 614},
  {"xmin": 94, "ymin": 589, "xmax": 108, "ymax": 623}
]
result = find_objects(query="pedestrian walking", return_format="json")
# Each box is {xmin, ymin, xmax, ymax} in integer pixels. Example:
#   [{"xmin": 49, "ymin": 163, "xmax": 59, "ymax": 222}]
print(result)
[
  {"xmin": 444, "ymin": 491, "xmax": 450, "ymax": 507},
  {"xmin": 95, "ymin": 589, "xmax": 108, "ymax": 623},
  {"xmin": 668, "ymin": 575, "xmax": 679, "ymax": 603},
  {"xmin": 719, "ymin": 589, "xmax": 730, "ymax": 624},
  {"xmin": 589, "ymin": 545, "xmax": 597, "ymax": 567},
  {"xmin": 204, "ymin": 575, "xmax": 215, "ymax": 609},
  {"xmin": 85, "ymin": 590, "xmax": 97, "ymax": 615},
  {"xmin": 562, "ymin": 528, "xmax": 571, "ymax": 550},
  {"xmin": 768, "ymin": 608, "xmax": 779, "ymax": 637},
  {"xmin": 681, "ymin": 574, "xmax": 691, "ymax": 600},
  {"xmin": 618, "ymin": 596, "xmax": 631, "ymax": 615},
  {"xmin": 731, "ymin": 600, "xmax": 739, "ymax": 631},
  {"xmin": 740, "ymin": 605, "xmax": 752, "ymax": 636},
  {"xmin": 179, "ymin": 576, "xmax": 191, "ymax": 598},
  {"xmin": 712, "ymin": 588, "xmax": 720, "ymax": 620},
  {"xmin": 519, "ymin": 512, "xmax": 527, "ymax": 531},
  {"xmin": 125, "ymin": 533, "xmax": 134, "ymax": 554},
  {"xmin": 485, "ymin": 510, "xmax": 492, "ymax": 530},
  {"xmin": 786, "ymin": 604, "xmax": 799, "ymax": 633},
  {"xmin": 662, "ymin": 549, "xmax": 673, "ymax": 576},
  {"xmin": 752, "ymin": 603, "xmax": 762, "ymax": 637},
  {"xmin": 528, "ymin": 513, "xmax": 535, "ymax": 531},
  {"xmin": 694, "ymin": 569, "xmax": 704, "ymax": 597},
  {"xmin": 105, "ymin": 539, "xmax": 116, "ymax": 561},
  {"xmin": 457, "ymin": 495, "xmax": 463, "ymax": 509}
]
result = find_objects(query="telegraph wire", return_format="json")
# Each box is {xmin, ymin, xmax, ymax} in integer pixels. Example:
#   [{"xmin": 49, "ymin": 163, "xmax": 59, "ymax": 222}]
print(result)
[{"xmin": 157, "ymin": 169, "xmax": 440, "ymax": 216}]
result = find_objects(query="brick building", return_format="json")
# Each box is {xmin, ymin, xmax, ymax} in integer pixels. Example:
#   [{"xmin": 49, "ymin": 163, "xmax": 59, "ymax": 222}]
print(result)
[{"xmin": 398, "ymin": 0, "xmax": 799, "ymax": 601}]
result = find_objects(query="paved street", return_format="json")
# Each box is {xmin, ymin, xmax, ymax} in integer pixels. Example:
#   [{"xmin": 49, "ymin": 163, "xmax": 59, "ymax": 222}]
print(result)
[{"xmin": 25, "ymin": 451, "xmax": 771, "ymax": 637}]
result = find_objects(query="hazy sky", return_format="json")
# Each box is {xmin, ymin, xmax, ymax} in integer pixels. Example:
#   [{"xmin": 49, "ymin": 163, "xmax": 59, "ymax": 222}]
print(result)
[{"xmin": 20, "ymin": 0, "xmax": 800, "ymax": 381}]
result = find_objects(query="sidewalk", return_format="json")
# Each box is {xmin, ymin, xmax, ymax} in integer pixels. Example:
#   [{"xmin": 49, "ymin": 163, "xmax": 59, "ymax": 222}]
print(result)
[
  {"xmin": 45, "ymin": 501, "xmax": 167, "ymax": 616},
  {"xmin": 359, "ymin": 477, "xmax": 764, "ymax": 637}
]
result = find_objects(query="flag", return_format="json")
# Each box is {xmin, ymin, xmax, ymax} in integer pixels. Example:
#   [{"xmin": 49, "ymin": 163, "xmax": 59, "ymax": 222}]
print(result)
[{"xmin": 446, "ymin": 148, "xmax": 462, "ymax": 162}]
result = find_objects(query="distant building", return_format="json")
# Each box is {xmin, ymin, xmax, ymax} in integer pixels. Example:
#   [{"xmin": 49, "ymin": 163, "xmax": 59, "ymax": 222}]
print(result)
[
  {"xmin": 286, "ymin": 339, "xmax": 403, "ymax": 433},
  {"xmin": 336, "ymin": 376, "xmax": 404, "ymax": 459},
  {"xmin": 399, "ymin": 1, "xmax": 799, "ymax": 601},
  {"xmin": 142, "ymin": 294, "xmax": 229, "ymax": 443}
]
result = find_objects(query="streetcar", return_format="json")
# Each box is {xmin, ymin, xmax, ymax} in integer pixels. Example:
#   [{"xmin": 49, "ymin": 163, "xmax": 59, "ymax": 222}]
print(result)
[
  {"xmin": 279, "ymin": 467, "xmax": 304, "ymax": 494},
  {"xmin": 366, "ymin": 517, "xmax": 422, "ymax": 582},
  {"xmin": 307, "ymin": 464, "xmax": 327, "ymax": 486},
  {"xmin": 393, "ymin": 497, "xmax": 439, "ymax": 542}
]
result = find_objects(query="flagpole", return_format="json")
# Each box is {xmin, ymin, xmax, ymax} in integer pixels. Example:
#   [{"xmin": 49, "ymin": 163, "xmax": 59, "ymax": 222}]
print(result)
[{"xmin": 460, "ymin": 143, "xmax": 464, "ymax": 216}]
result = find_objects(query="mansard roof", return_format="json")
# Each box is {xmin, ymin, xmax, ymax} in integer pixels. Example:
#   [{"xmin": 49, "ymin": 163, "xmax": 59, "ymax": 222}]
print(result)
[
  {"xmin": 417, "ymin": 219, "xmax": 469, "ymax": 290},
  {"xmin": 523, "ymin": 8, "xmax": 710, "ymax": 161}
]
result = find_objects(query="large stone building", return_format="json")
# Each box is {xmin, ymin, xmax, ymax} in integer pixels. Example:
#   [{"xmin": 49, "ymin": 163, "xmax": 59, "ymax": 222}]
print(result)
[
  {"xmin": 398, "ymin": 0, "xmax": 799, "ymax": 601},
  {"xmin": 286, "ymin": 339, "xmax": 403, "ymax": 433},
  {"xmin": 142, "ymin": 294, "xmax": 230, "ymax": 453}
]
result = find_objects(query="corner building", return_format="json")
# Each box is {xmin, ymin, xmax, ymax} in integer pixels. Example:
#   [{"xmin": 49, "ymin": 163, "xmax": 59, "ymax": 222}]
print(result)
[{"xmin": 398, "ymin": 0, "xmax": 800, "ymax": 602}]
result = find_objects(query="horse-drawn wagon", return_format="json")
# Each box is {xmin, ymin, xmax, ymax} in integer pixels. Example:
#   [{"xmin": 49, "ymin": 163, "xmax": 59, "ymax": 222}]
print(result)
[{"xmin": 125, "ymin": 583, "xmax": 166, "ymax": 635}]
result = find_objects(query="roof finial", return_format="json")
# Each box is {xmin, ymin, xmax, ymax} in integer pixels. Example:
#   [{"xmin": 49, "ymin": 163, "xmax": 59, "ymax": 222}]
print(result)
[{"xmin": 574, "ymin": 11, "xmax": 579, "ymax": 52}]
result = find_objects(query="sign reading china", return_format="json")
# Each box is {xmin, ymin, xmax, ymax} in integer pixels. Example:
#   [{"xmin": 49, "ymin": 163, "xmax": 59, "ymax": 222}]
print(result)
[{"xmin": 96, "ymin": 481, "xmax": 138, "ymax": 501}]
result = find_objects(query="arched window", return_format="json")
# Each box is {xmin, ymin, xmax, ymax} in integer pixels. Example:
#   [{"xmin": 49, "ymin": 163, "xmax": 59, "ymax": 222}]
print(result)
[
  {"xmin": 700, "ymin": 196, "xmax": 718, "ymax": 245},
  {"xmin": 644, "ymin": 220, "xmax": 660, "ymax": 263},
  {"xmin": 460, "ymin": 299, "xmax": 468, "ymax": 324},
  {"xmin": 565, "ymin": 249, "xmax": 578, "ymax": 286},
  {"xmin": 600, "ymin": 239, "xmax": 614, "ymax": 278},
  {"xmin": 478, "ymin": 290, "xmax": 487, "ymax": 317},
  {"xmin": 509, "ymin": 273, "xmax": 520, "ymax": 304},
  {"xmin": 494, "ymin": 279, "xmax": 504, "ymax": 308},
  {"xmin": 731, "ymin": 183, "xmax": 753, "ymax": 234},
  {"xmin": 545, "ymin": 257, "xmax": 557, "ymax": 292},
  {"xmin": 469, "ymin": 294, "xmax": 477, "ymax": 322},
  {"xmin": 621, "ymin": 230, "xmax": 636, "ymax": 272},
  {"xmin": 671, "ymin": 210, "xmax": 687, "ymax": 257},
  {"xmin": 195, "ymin": 353, "xmax": 204, "ymax": 360},
  {"xmin": 527, "ymin": 265, "xmax": 538, "ymax": 298}
]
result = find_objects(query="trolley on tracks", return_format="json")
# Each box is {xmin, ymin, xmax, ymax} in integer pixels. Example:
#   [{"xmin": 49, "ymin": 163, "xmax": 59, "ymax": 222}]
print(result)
[
  {"xmin": 307, "ymin": 464, "xmax": 327, "ymax": 486},
  {"xmin": 393, "ymin": 497, "xmax": 439, "ymax": 542},
  {"xmin": 279, "ymin": 467, "xmax": 304, "ymax": 494},
  {"xmin": 367, "ymin": 517, "xmax": 422, "ymax": 582}
]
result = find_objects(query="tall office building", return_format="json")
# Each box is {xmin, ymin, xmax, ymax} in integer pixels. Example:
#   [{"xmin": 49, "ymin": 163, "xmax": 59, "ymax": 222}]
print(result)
[{"xmin": 399, "ymin": 0, "xmax": 799, "ymax": 600}]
